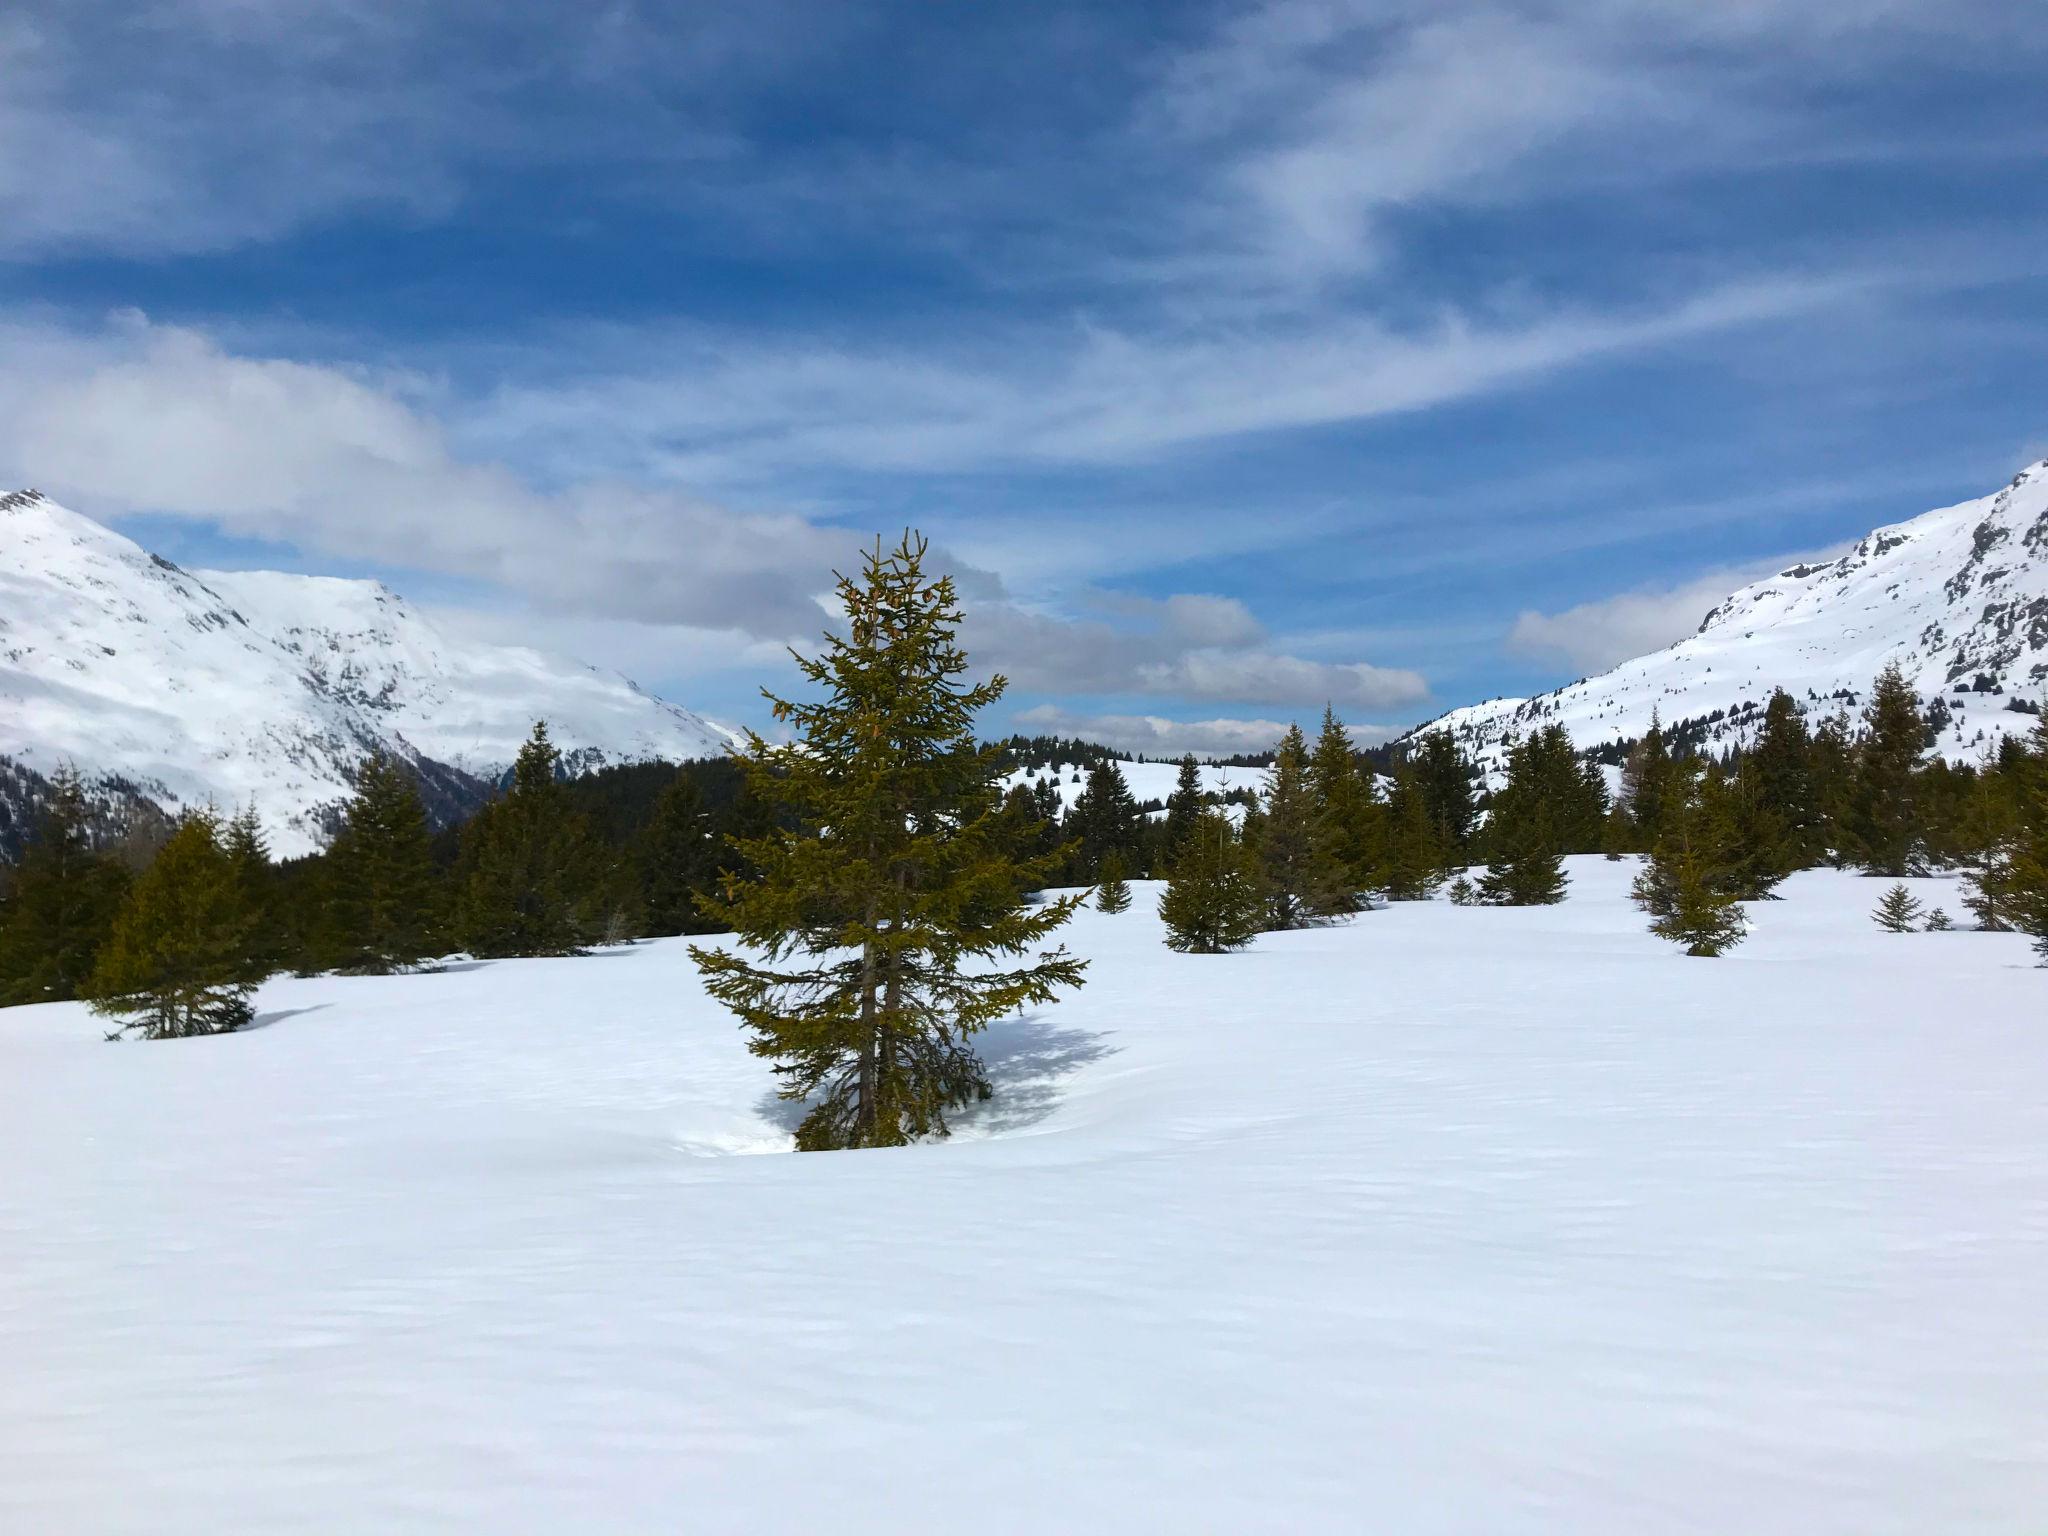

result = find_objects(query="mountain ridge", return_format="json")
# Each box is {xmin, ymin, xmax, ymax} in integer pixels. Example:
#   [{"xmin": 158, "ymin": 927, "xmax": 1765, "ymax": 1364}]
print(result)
[
  {"xmin": 1407, "ymin": 460, "xmax": 2048, "ymax": 770},
  {"xmin": 0, "ymin": 491, "xmax": 738, "ymax": 856}
]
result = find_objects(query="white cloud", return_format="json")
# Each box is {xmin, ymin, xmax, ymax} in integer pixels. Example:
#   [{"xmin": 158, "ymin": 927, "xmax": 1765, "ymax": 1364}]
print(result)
[{"xmin": 0, "ymin": 313, "xmax": 1432, "ymax": 716}]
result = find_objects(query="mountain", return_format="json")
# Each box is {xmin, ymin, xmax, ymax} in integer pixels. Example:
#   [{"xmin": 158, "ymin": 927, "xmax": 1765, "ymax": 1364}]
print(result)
[
  {"xmin": 1411, "ymin": 460, "xmax": 2048, "ymax": 770},
  {"xmin": 1, "ymin": 490, "xmax": 738, "ymax": 856}
]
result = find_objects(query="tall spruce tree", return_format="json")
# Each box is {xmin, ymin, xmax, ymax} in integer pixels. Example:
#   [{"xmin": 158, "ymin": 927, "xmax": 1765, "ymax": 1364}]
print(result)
[
  {"xmin": 1478, "ymin": 734, "xmax": 1569, "ymax": 906},
  {"xmin": 1808, "ymin": 706, "xmax": 1858, "ymax": 862},
  {"xmin": 1380, "ymin": 767, "xmax": 1445, "ymax": 901},
  {"xmin": 455, "ymin": 722, "xmax": 602, "ymax": 957},
  {"xmin": 1618, "ymin": 712, "xmax": 1676, "ymax": 851},
  {"xmin": 223, "ymin": 804, "xmax": 284, "ymax": 977},
  {"xmin": 1069, "ymin": 760, "xmax": 1142, "ymax": 879},
  {"xmin": 1257, "ymin": 724, "xmax": 1357, "ymax": 928},
  {"xmin": 1964, "ymin": 717, "xmax": 2048, "ymax": 955},
  {"xmin": 1159, "ymin": 809, "xmax": 1265, "ymax": 953},
  {"xmin": 1747, "ymin": 690, "xmax": 1821, "ymax": 869},
  {"xmin": 321, "ymin": 752, "xmax": 443, "ymax": 973},
  {"xmin": 86, "ymin": 812, "xmax": 267, "ymax": 1039},
  {"xmin": 1162, "ymin": 754, "xmax": 1205, "ymax": 862},
  {"xmin": 1633, "ymin": 759, "xmax": 1750, "ymax": 955},
  {"xmin": 1307, "ymin": 706, "xmax": 1381, "ymax": 885},
  {"xmin": 1851, "ymin": 664, "xmax": 1931, "ymax": 877},
  {"xmin": 638, "ymin": 770, "xmax": 718, "ymax": 936},
  {"xmin": 690, "ymin": 533, "xmax": 1086, "ymax": 1151},
  {"xmin": 1413, "ymin": 730, "xmax": 1478, "ymax": 861},
  {"xmin": 0, "ymin": 769, "xmax": 131, "ymax": 1006}
]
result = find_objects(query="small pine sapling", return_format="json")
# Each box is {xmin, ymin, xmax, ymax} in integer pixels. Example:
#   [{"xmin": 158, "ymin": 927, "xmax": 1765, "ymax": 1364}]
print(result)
[
  {"xmin": 1872, "ymin": 883, "xmax": 1923, "ymax": 933},
  {"xmin": 1923, "ymin": 907, "xmax": 1953, "ymax": 932},
  {"xmin": 1095, "ymin": 850, "xmax": 1132, "ymax": 914}
]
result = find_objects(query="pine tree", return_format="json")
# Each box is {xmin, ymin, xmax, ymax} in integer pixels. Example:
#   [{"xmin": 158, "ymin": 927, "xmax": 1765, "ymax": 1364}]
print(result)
[
  {"xmin": 1158, "ymin": 810, "xmax": 1265, "ymax": 954},
  {"xmin": 85, "ymin": 813, "xmax": 267, "ymax": 1039},
  {"xmin": 1808, "ymin": 707, "xmax": 1858, "ymax": 862},
  {"xmin": 689, "ymin": 533, "xmax": 1086, "ymax": 1151},
  {"xmin": 321, "ymin": 752, "xmax": 444, "ymax": 973},
  {"xmin": 455, "ymin": 722, "xmax": 602, "ymax": 957},
  {"xmin": 1872, "ymin": 883, "xmax": 1923, "ymax": 933},
  {"xmin": 1852, "ymin": 664, "xmax": 1931, "ymax": 877},
  {"xmin": 1095, "ymin": 849, "xmax": 1132, "ymax": 914},
  {"xmin": 1477, "ymin": 734, "xmax": 1569, "ymax": 906},
  {"xmin": 1618, "ymin": 712, "xmax": 1675, "ymax": 852},
  {"xmin": 1070, "ymin": 760, "xmax": 1141, "ymax": 880},
  {"xmin": 638, "ymin": 770, "xmax": 717, "ymax": 936},
  {"xmin": 1748, "ymin": 689, "xmax": 1822, "ymax": 872},
  {"xmin": 223, "ymin": 804, "xmax": 283, "ymax": 977},
  {"xmin": 1257, "ymin": 724, "xmax": 1357, "ymax": 928},
  {"xmin": 1964, "ymin": 717, "xmax": 2047, "ymax": 954},
  {"xmin": 1380, "ymin": 767, "xmax": 1445, "ymax": 901},
  {"xmin": 1634, "ymin": 760, "xmax": 1749, "ymax": 955},
  {"xmin": 1307, "ymin": 706, "xmax": 1381, "ymax": 884},
  {"xmin": 1412, "ymin": 730, "xmax": 1478, "ymax": 860},
  {"xmin": 1162, "ymin": 754, "xmax": 1205, "ymax": 861},
  {"xmin": 0, "ymin": 769, "xmax": 131, "ymax": 1006}
]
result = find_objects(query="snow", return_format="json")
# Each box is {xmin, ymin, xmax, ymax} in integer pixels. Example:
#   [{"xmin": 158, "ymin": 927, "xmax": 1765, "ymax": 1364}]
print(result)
[
  {"xmin": 0, "ymin": 491, "xmax": 738, "ymax": 855},
  {"xmin": 1419, "ymin": 461, "xmax": 2048, "ymax": 772},
  {"xmin": 999, "ymin": 756, "xmax": 1268, "ymax": 813},
  {"xmin": 3, "ymin": 859, "xmax": 2043, "ymax": 1533}
]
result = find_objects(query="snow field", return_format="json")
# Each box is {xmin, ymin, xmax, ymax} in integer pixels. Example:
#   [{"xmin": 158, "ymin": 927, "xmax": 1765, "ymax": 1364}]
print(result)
[{"xmin": 1, "ymin": 859, "xmax": 2043, "ymax": 1533}]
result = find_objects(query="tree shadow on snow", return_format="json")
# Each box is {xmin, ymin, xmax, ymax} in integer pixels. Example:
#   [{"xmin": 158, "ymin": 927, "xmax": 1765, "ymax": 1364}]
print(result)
[
  {"xmin": 243, "ymin": 1004, "xmax": 331, "ymax": 1032},
  {"xmin": 748, "ymin": 1014, "xmax": 1117, "ymax": 1145}
]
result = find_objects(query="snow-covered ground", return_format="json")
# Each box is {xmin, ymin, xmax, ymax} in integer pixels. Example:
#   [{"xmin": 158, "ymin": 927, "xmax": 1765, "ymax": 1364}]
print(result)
[
  {"xmin": 3, "ymin": 859, "xmax": 2043, "ymax": 1533},
  {"xmin": 1000, "ymin": 756, "xmax": 1268, "ymax": 814}
]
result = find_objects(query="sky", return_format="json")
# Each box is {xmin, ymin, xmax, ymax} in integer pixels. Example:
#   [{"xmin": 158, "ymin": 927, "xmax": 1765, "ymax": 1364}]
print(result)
[{"xmin": 2, "ymin": 0, "xmax": 2045, "ymax": 755}]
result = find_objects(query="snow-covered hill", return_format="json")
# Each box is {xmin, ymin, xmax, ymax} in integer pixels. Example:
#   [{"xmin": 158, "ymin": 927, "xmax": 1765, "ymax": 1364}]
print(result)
[
  {"xmin": 3, "ymin": 861, "xmax": 2044, "ymax": 1530},
  {"xmin": 1413, "ymin": 461, "xmax": 2048, "ymax": 770},
  {"xmin": 0, "ymin": 491, "xmax": 737, "ymax": 855}
]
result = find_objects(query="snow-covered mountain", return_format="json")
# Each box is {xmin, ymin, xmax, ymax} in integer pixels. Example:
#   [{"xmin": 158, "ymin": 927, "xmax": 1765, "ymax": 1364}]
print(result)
[
  {"xmin": 0, "ymin": 490, "xmax": 738, "ymax": 855},
  {"xmin": 1412, "ymin": 461, "xmax": 2048, "ymax": 769}
]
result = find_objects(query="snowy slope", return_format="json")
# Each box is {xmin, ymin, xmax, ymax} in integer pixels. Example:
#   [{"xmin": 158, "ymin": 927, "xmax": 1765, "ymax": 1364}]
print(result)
[
  {"xmin": 1000, "ymin": 756, "xmax": 1268, "ymax": 814},
  {"xmin": 1, "ymin": 860, "xmax": 2043, "ymax": 1532},
  {"xmin": 0, "ymin": 491, "xmax": 737, "ymax": 854},
  {"xmin": 1415, "ymin": 461, "xmax": 2048, "ymax": 770}
]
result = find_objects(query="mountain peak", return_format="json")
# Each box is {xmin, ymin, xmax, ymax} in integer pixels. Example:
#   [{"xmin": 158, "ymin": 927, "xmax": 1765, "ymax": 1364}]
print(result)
[
  {"xmin": 1, "ymin": 494, "xmax": 737, "ymax": 856},
  {"xmin": 1414, "ymin": 463, "xmax": 2048, "ymax": 770}
]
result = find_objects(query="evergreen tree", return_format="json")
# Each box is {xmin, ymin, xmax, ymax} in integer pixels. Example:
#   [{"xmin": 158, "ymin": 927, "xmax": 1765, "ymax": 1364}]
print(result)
[
  {"xmin": 638, "ymin": 770, "xmax": 718, "ymax": 936},
  {"xmin": 0, "ymin": 769, "xmax": 130, "ymax": 1006},
  {"xmin": 1634, "ymin": 760, "xmax": 1750, "ymax": 955},
  {"xmin": 1617, "ymin": 712, "xmax": 1676, "ymax": 851},
  {"xmin": 1380, "ymin": 767, "xmax": 1445, "ymax": 901},
  {"xmin": 1069, "ymin": 760, "xmax": 1142, "ymax": 879},
  {"xmin": 1257, "ymin": 724, "xmax": 1357, "ymax": 928},
  {"xmin": 1852, "ymin": 664, "xmax": 1931, "ymax": 877},
  {"xmin": 1412, "ymin": 730, "xmax": 1478, "ymax": 860},
  {"xmin": 321, "ymin": 752, "xmax": 443, "ymax": 973},
  {"xmin": 85, "ymin": 813, "xmax": 266, "ymax": 1039},
  {"xmin": 1161, "ymin": 754, "xmax": 1206, "ymax": 863},
  {"xmin": 1477, "ymin": 734, "xmax": 1570, "ymax": 905},
  {"xmin": 455, "ymin": 722, "xmax": 602, "ymax": 957},
  {"xmin": 689, "ymin": 533, "xmax": 1086, "ymax": 1151},
  {"xmin": 1964, "ymin": 717, "xmax": 2047, "ymax": 955},
  {"xmin": 1307, "ymin": 706, "xmax": 1382, "ymax": 883},
  {"xmin": 223, "ymin": 804, "xmax": 284, "ymax": 976},
  {"xmin": 1158, "ymin": 810, "xmax": 1265, "ymax": 954},
  {"xmin": 1095, "ymin": 849, "xmax": 1132, "ymax": 914},
  {"xmin": 1872, "ymin": 883, "xmax": 1923, "ymax": 933},
  {"xmin": 1748, "ymin": 689, "xmax": 1822, "ymax": 871},
  {"xmin": 1808, "ymin": 706, "xmax": 1858, "ymax": 862}
]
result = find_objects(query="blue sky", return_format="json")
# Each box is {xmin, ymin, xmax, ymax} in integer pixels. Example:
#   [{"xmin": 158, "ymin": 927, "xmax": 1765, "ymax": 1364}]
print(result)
[{"xmin": 3, "ymin": 0, "xmax": 2045, "ymax": 753}]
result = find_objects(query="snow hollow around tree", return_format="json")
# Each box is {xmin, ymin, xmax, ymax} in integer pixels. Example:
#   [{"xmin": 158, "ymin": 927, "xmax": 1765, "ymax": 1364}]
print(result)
[{"xmin": 2, "ymin": 858, "xmax": 2043, "ymax": 1532}]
